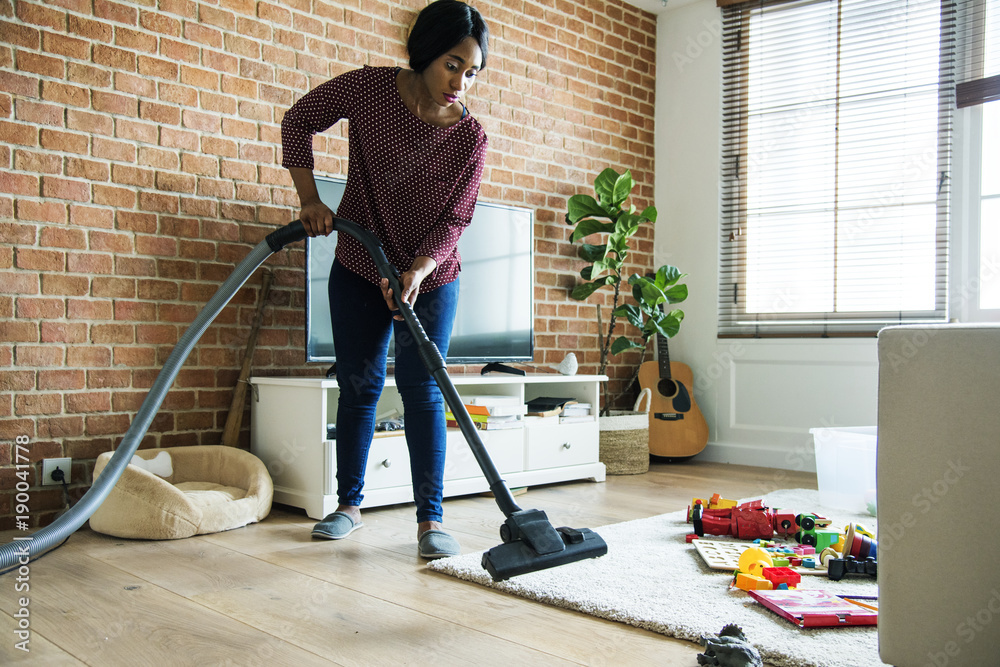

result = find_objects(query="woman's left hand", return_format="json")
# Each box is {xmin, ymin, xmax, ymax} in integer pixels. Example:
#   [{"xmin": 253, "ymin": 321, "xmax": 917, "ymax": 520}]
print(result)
[{"xmin": 381, "ymin": 256, "xmax": 437, "ymax": 321}]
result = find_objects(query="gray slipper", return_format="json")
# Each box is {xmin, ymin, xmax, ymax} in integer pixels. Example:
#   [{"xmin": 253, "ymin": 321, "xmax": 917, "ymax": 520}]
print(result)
[
  {"xmin": 311, "ymin": 511, "xmax": 363, "ymax": 540},
  {"xmin": 418, "ymin": 529, "xmax": 461, "ymax": 559}
]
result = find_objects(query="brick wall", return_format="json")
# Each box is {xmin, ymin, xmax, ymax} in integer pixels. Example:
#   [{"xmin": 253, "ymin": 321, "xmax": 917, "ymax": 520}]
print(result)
[{"xmin": 0, "ymin": 0, "xmax": 656, "ymax": 527}]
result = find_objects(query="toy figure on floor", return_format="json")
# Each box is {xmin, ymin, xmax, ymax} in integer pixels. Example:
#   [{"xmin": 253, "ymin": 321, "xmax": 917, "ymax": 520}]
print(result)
[
  {"xmin": 280, "ymin": 0, "xmax": 490, "ymax": 559},
  {"xmin": 697, "ymin": 624, "xmax": 763, "ymax": 667}
]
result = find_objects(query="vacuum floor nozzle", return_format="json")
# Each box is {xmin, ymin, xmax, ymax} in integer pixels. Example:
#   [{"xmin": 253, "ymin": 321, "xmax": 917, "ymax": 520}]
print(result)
[{"xmin": 481, "ymin": 509, "xmax": 608, "ymax": 581}]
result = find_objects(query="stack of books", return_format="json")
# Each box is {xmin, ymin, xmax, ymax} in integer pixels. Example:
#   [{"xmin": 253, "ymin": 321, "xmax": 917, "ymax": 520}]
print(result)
[
  {"xmin": 559, "ymin": 402, "xmax": 594, "ymax": 424},
  {"xmin": 446, "ymin": 395, "xmax": 527, "ymax": 431}
]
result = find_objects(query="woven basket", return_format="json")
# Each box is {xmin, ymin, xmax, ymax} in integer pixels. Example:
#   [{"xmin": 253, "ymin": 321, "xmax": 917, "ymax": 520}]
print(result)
[{"xmin": 598, "ymin": 389, "xmax": 652, "ymax": 475}]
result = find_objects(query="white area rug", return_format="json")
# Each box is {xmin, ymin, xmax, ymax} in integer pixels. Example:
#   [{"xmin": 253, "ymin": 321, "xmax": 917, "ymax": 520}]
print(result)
[{"xmin": 429, "ymin": 489, "xmax": 882, "ymax": 667}]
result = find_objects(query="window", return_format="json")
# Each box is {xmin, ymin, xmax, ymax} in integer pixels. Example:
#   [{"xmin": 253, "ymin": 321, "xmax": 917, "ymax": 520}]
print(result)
[
  {"xmin": 955, "ymin": 0, "xmax": 1000, "ymax": 317},
  {"xmin": 719, "ymin": 0, "xmax": 956, "ymax": 336}
]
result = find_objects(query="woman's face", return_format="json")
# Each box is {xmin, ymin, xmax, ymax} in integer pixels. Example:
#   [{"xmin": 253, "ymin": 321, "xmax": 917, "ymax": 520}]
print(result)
[{"xmin": 420, "ymin": 36, "xmax": 483, "ymax": 109}]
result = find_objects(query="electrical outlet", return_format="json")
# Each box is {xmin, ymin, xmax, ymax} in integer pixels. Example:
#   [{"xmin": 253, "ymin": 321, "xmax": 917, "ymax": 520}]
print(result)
[{"xmin": 42, "ymin": 458, "xmax": 72, "ymax": 486}]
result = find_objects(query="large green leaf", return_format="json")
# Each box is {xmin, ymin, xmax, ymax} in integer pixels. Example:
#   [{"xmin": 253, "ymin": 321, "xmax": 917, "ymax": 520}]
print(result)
[
  {"xmin": 612, "ymin": 170, "xmax": 634, "ymax": 207},
  {"xmin": 612, "ymin": 303, "xmax": 643, "ymax": 329},
  {"xmin": 578, "ymin": 243, "xmax": 607, "ymax": 263},
  {"xmin": 639, "ymin": 205, "xmax": 657, "ymax": 224},
  {"xmin": 614, "ymin": 211, "xmax": 641, "ymax": 237},
  {"xmin": 655, "ymin": 264, "xmax": 682, "ymax": 287},
  {"xmin": 628, "ymin": 273, "xmax": 667, "ymax": 307},
  {"xmin": 610, "ymin": 336, "xmax": 642, "ymax": 355},
  {"xmin": 570, "ymin": 276, "xmax": 615, "ymax": 301},
  {"xmin": 570, "ymin": 218, "xmax": 615, "ymax": 242},
  {"xmin": 663, "ymin": 284, "xmax": 689, "ymax": 304},
  {"xmin": 567, "ymin": 195, "xmax": 608, "ymax": 223},
  {"xmin": 594, "ymin": 168, "xmax": 620, "ymax": 205}
]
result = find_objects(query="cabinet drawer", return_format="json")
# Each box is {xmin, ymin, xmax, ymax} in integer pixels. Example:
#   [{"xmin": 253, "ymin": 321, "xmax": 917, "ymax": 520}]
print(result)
[
  {"xmin": 525, "ymin": 423, "xmax": 598, "ymax": 470},
  {"xmin": 445, "ymin": 428, "xmax": 524, "ymax": 479},
  {"xmin": 362, "ymin": 436, "xmax": 412, "ymax": 490}
]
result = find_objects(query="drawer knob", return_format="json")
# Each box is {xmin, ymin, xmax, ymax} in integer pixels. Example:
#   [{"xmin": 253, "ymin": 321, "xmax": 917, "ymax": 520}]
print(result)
[
  {"xmin": 381, "ymin": 458, "xmax": 391, "ymax": 468},
  {"xmin": 562, "ymin": 442, "xmax": 572, "ymax": 449}
]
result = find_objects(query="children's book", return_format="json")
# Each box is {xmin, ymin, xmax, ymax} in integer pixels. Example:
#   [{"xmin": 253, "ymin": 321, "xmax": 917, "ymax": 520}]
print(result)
[{"xmin": 748, "ymin": 589, "xmax": 878, "ymax": 628}]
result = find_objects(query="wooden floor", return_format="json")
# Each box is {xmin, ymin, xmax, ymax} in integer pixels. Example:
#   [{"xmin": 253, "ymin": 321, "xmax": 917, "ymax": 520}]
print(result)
[{"xmin": 0, "ymin": 459, "xmax": 816, "ymax": 666}]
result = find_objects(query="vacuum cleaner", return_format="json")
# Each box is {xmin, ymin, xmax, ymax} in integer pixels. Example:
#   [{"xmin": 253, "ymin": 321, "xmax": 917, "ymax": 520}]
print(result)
[{"xmin": 0, "ymin": 219, "xmax": 607, "ymax": 581}]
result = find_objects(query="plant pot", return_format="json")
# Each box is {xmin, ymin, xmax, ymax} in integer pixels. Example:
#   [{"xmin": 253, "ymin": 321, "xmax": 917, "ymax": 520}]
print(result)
[{"xmin": 598, "ymin": 389, "xmax": 651, "ymax": 475}]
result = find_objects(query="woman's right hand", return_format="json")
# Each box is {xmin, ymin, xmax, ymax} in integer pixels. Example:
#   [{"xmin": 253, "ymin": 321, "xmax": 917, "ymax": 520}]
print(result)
[{"xmin": 299, "ymin": 199, "xmax": 335, "ymax": 237}]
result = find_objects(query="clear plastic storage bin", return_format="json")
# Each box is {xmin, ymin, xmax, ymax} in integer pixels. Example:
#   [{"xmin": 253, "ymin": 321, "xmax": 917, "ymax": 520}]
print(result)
[{"xmin": 810, "ymin": 426, "xmax": 877, "ymax": 516}]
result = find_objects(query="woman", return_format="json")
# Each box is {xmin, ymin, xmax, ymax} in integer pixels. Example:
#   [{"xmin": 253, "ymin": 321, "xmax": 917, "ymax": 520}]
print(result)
[{"xmin": 280, "ymin": 0, "xmax": 489, "ymax": 559}]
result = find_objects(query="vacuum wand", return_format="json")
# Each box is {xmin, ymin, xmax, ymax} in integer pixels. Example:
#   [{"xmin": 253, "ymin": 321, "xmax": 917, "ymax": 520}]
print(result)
[{"xmin": 309, "ymin": 218, "xmax": 609, "ymax": 581}]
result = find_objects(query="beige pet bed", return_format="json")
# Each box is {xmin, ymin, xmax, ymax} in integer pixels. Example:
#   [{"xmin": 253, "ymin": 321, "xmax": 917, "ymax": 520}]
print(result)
[{"xmin": 89, "ymin": 445, "xmax": 273, "ymax": 540}]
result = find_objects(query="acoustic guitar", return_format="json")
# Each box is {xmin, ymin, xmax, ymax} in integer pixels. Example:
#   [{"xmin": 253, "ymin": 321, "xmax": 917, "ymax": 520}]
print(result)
[{"xmin": 637, "ymin": 333, "xmax": 708, "ymax": 458}]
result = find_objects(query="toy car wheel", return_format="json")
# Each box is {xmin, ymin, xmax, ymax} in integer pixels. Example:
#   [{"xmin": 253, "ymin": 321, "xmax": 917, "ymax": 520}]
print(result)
[
  {"xmin": 801, "ymin": 534, "xmax": 817, "ymax": 546},
  {"xmin": 798, "ymin": 515, "xmax": 816, "ymax": 531},
  {"xmin": 779, "ymin": 519, "xmax": 793, "ymax": 531}
]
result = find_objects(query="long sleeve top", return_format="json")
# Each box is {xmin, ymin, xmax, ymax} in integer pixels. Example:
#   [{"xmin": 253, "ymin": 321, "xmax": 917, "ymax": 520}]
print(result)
[{"xmin": 281, "ymin": 65, "xmax": 489, "ymax": 291}]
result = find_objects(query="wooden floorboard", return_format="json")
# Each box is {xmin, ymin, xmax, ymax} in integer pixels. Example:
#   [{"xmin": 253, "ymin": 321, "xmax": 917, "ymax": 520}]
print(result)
[{"xmin": 0, "ymin": 459, "xmax": 817, "ymax": 666}]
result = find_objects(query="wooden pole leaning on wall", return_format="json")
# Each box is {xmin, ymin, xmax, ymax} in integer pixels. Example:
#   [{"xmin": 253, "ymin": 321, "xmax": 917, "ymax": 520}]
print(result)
[{"xmin": 221, "ymin": 270, "xmax": 273, "ymax": 447}]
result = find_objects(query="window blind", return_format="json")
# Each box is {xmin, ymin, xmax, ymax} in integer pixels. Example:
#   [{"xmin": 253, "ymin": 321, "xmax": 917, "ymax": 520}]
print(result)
[
  {"xmin": 955, "ymin": 0, "xmax": 1000, "ymax": 107},
  {"xmin": 719, "ymin": 0, "xmax": 956, "ymax": 336}
]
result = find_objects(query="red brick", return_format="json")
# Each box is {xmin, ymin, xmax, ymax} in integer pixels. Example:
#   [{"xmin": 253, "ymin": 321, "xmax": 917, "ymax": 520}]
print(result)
[
  {"xmin": 43, "ymin": 31, "xmax": 89, "ymax": 60},
  {"xmin": 40, "ymin": 226, "xmax": 86, "ymax": 250},
  {"xmin": 41, "ymin": 273, "xmax": 89, "ymax": 296},
  {"xmin": 17, "ymin": 3, "xmax": 67, "ymax": 32},
  {"xmin": 92, "ymin": 184, "xmax": 136, "ymax": 208},
  {"xmin": 13, "ymin": 100, "xmax": 61, "ymax": 129},
  {"xmin": 0, "ymin": 320, "xmax": 38, "ymax": 343},
  {"xmin": 92, "ymin": 277, "xmax": 135, "ymax": 299},
  {"xmin": 156, "ymin": 83, "xmax": 195, "ymax": 108},
  {"xmin": 40, "ymin": 80, "xmax": 89, "ymax": 107},
  {"xmin": 65, "ymin": 391, "xmax": 112, "ymax": 414},
  {"xmin": 0, "ymin": 172, "xmax": 39, "ymax": 196},
  {"xmin": 1, "ymin": 21, "xmax": 41, "ymax": 49},
  {"xmin": 93, "ymin": 44, "xmax": 136, "ymax": 71},
  {"xmin": 37, "ymin": 416, "xmax": 85, "ymax": 439},
  {"xmin": 92, "ymin": 137, "xmax": 137, "ymax": 162},
  {"xmin": 66, "ymin": 345, "xmax": 112, "ymax": 368},
  {"xmin": 66, "ymin": 109, "xmax": 113, "ymax": 135},
  {"xmin": 112, "ymin": 346, "xmax": 155, "ymax": 367},
  {"xmin": 41, "ymin": 321, "xmax": 88, "ymax": 344},
  {"xmin": 111, "ymin": 164, "xmax": 154, "ymax": 188},
  {"xmin": 87, "ymin": 368, "xmax": 132, "ymax": 386},
  {"xmin": 63, "ymin": 157, "xmax": 109, "ymax": 182},
  {"xmin": 69, "ymin": 14, "xmax": 114, "ymax": 43},
  {"xmin": 160, "ymin": 127, "xmax": 198, "ymax": 150},
  {"xmin": 17, "ymin": 51, "xmax": 63, "ymax": 82},
  {"xmin": 16, "ymin": 297, "xmax": 64, "ymax": 319},
  {"xmin": 204, "ymin": 50, "xmax": 238, "ymax": 75},
  {"xmin": 114, "ymin": 256, "xmax": 156, "ymax": 277},
  {"xmin": 67, "ymin": 298, "xmax": 114, "ymax": 321},
  {"xmin": 0, "ymin": 120, "xmax": 39, "ymax": 146},
  {"xmin": 41, "ymin": 177, "xmax": 90, "ymax": 202},
  {"xmin": 15, "ymin": 247, "xmax": 64, "ymax": 272},
  {"xmin": 92, "ymin": 90, "xmax": 138, "ymax": 116},
  {"xmin": 0, "ymin": 271, "xmax": 39, "ymax": 295},
  {"xmin": 137, "ymin": 55, "xmax": 178, "ymax": 79},
  {"xmin": 69, "ymin": 205, "xmax": 115, "ymax": 229},
  {"xmin": 85, "ymin": 413, "xmax": 131, "ymax": 436}
]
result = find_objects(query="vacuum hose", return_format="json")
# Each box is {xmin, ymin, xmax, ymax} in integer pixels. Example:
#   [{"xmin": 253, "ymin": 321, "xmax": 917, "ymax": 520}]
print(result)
[{"xmin": 0, "ymin": 222, "xmax": 306, "ymax": 571}]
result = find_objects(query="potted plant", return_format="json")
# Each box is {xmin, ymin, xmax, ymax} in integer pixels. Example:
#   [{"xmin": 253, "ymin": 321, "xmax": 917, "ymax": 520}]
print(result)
[{"xmin": 566, "ymin": 167, "xmax": 688, "ymax": 417}]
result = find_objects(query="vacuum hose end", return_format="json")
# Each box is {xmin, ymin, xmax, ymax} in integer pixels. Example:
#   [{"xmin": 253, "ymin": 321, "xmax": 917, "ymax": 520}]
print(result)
[{"xmin": 266, "ymin": 220, "xmax": 308, "ymax": 252}]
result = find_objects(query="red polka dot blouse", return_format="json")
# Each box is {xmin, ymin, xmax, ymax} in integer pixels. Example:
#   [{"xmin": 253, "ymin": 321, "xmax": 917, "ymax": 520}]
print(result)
[{"xmin": 281, "ymin": 65, "xmax": 489, "ymax": 291}]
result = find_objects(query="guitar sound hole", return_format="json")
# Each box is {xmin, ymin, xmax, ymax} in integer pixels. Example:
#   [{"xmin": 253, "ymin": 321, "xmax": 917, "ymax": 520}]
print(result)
[{"xmin": 657, "ymin": 378, "xmax": 678, "ymax": 399}]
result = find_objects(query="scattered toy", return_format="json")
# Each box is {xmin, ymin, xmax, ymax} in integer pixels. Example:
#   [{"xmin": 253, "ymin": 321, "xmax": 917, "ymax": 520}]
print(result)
[
  {"xmin": 827, "ymin": 555, "xmax": 878, "ymax": 581},
  {"xmin": 697, "ymin": 624, "xmax": 763, "ymax": 667}
]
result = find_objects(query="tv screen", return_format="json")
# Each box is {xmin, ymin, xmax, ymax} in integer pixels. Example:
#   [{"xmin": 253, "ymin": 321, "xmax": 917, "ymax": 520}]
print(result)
[{"xmin": 305, "ymin": 176, "xmax": 534, "ymax": 365}]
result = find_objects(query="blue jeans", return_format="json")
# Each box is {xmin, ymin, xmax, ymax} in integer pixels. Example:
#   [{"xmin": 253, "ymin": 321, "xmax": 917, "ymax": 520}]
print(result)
[{"xmin": 328, "ymin": 259, "xmax": 459, "ymax": 523}]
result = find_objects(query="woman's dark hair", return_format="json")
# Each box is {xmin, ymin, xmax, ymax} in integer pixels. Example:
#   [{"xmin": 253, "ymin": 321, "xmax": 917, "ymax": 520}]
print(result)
[{"xmin": 408, "ymin": 0, "xmax": 489, "ymax": 73}]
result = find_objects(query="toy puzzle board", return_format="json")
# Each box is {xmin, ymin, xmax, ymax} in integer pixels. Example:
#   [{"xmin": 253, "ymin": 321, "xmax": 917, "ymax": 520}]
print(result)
[{"xmin": 692, "ymin": 539, "xmax": 826, "ymax": 574}]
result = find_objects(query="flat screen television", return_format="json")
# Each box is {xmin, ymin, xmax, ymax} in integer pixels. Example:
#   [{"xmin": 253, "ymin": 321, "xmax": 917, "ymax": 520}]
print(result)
[{"xmin": 305, "ymin": 176, "xmax": 534, "ymax": 365}]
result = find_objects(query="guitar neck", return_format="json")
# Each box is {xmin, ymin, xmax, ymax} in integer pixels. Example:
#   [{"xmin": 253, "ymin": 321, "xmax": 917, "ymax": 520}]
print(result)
[{"xmin": 657, "ymin": 334, "xmax": 673, "ymax": 380}]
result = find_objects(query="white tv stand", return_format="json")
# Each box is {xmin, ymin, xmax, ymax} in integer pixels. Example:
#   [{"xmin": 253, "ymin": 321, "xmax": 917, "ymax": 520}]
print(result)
[{"xmin": 249, "ymin": 373, "xmax": 607, "ymax": 520}]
